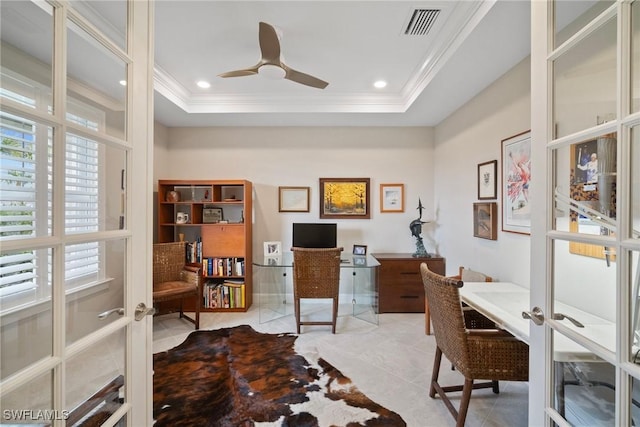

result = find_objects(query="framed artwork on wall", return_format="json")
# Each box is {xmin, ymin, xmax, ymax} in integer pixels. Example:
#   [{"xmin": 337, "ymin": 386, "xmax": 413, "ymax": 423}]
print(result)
[
  {"xmin": 380, "ymin": 183, "xmax": 404, "ymax": 212},
  {"xmin": 473, "ymin": 202, "xmax": 497, "ymax": 240},
  {"xmin": 278, "ymin": 186, "xmax": 310, "ymax": 212},
  {"xmin": 319, "ymin": 178, "xmax": 370, "ymax": 219},
  {"xmin": 501, "ymin": 130, "xmax": 531, "ymax": 234},
  {"xmin": 477, "ymin": 160, "xmax": 497, "ymax": 200}
]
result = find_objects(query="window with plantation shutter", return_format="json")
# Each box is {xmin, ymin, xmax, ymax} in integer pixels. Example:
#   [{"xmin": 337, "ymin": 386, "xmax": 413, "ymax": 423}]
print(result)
[{"xmin": 0, "ymin": 84, "xmax": 104, "ymax": 307}]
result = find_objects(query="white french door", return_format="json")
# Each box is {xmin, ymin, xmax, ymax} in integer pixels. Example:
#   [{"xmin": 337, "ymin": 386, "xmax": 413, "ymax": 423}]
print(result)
[
  {"xmin": 0, "ymin": 1, "xmax": 154, "ymax": 425},
  {"xmin": 531, "ymin": 1, "xmax": 640, "ymax": 425}
]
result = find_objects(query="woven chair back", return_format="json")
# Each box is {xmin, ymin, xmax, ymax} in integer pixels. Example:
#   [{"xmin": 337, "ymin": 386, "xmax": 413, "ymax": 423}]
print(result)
[
  {"xmin": 153, "ymin": 242, "xmax": 187, "ymax": 285},
  {"xmin": 421, "ymin": 263, "xmax": 471, "ymax": 373},
  {"xmin": 292, "ymin": 247, "xmax": 343, "ymax": 299}
]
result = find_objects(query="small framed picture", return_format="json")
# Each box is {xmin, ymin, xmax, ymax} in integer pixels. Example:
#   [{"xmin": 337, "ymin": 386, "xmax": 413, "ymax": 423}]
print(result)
[
  {"xmin": 279, "ymin": 186, "xmax": 310, "ymax": 212},
  {"xmin": 473, "ymin": 202, "xmax": 497, "ymax": 240},
  {"xmin": 380, "ymin": 183, "xmax": 404, "ymax": 212},
  {"xmin": 203, "ymin": 207, "xmax": 223, "ymax": 223},
  {"xmin": 264, "ymin": 241, "xmax": 282, "ymax": 256},
  {"xmin": 477, "ymin": 160, "xmax": 497, "ymax": 200},
  {"xmin": 353, "ymin": 244, "xmax": 367, "ymax": 256}
]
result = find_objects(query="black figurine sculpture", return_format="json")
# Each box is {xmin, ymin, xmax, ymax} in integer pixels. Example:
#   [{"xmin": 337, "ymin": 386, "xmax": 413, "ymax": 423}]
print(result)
[{"xmin": 409, "ymin": 198, "xmax": 430, "ymax": 258}]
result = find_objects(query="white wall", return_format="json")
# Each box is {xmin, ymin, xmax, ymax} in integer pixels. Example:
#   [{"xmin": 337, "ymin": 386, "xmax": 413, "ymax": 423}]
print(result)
[
  {"xmin": 153, "ymin": 127, "xmax": 436, "ymax": 258},
  {"xmin": 434, "ymin": 57, "xmax": 532, "ymax": 284}
]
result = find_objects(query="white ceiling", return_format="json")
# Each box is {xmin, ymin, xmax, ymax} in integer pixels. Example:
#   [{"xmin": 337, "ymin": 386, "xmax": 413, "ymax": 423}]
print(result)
[{"xmin": 153, "ymin": 0, "xmax": 531, "ymax": 128}]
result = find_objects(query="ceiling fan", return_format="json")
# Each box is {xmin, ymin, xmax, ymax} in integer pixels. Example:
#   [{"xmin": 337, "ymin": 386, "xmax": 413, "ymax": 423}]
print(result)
[{"xmin": 218, "ymin": 22, "xmax": 329, "ymax": 89}]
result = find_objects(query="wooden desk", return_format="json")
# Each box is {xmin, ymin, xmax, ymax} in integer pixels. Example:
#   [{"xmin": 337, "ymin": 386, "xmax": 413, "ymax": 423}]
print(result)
[{"xmin": 372, "ymin": 253, "xmax": 445, "ymax": 334}]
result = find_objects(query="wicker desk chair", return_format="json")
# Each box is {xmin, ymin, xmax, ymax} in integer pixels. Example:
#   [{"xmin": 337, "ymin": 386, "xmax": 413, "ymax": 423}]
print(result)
[
  {"xmin": 153, "ymin": 242, "xmax": 201, "ymax": 329},
  {"xmin": 291, "ymin": 247, "xmax": 343, "ymax": 334},
  {"xmin": 420, "ymin": 263, "xmax": 528, "ymax": 427},
  {"xmin": 449, "ymin": 266, "xmax": 496, "ymax": 330}
]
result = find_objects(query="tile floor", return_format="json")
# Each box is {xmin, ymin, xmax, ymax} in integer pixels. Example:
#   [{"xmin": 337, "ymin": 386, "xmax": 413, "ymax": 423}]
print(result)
[{"xmin": 153, "ymin": 304, "xmax": 529, "ymax": 427}]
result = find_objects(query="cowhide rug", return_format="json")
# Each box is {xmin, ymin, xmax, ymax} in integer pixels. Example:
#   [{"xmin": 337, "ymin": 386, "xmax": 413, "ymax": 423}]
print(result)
[{"xmin": 153, "ymin": 325, "xmax": 406, "ymax": 426}]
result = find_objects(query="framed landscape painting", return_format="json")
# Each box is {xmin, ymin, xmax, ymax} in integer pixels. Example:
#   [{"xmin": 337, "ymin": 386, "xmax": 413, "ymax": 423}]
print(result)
[{"xmin": 319, "ymin": 178, "xmax": 370, "ymax": 219}]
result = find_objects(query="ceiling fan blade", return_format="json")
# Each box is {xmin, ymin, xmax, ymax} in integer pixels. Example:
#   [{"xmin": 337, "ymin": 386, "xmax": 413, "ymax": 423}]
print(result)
[
  {"xmin": 284, "ymin": 66, "xmax": 329, "ymax": 89},
  {"xmin": 259, "ymin": 22, "xmax": 281, "ymax": 63},
  {"xmin": 218, "ymin": 67, "xmax": 259, "ymax": 78}
]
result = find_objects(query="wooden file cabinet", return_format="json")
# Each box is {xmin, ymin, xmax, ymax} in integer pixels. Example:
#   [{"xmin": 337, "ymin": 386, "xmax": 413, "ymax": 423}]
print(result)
[{"xmin": 372, "ymin": 253, "xmax": 445, "ymax": 334}]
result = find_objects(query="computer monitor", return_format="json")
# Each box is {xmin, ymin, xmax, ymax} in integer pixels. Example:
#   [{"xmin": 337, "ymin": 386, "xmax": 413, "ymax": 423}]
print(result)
[{"xmin": 292, "ymin": 223, "xmax": 337, "ymax": 248}]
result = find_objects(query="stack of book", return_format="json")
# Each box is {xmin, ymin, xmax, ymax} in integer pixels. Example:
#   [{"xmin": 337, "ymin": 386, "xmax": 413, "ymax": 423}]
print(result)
[
  {"xmin": 203, "ymin": 280, "xmax": 245, "ymax": 309},
  {"xmin": 185, "ymin": 238, "xmax": 202, "ymax": 264},
  {"xmin": 202, "ymin": 257, "xmax": 244, "ymax": 277}
]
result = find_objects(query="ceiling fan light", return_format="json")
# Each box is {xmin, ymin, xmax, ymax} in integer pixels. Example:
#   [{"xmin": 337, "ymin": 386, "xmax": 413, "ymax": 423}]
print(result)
[{"xmin": 258, "ymin": 64, "xmax": 286, "ymax": 80}]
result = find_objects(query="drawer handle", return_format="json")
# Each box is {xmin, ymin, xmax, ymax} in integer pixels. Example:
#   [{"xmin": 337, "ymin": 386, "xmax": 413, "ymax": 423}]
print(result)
[
  {"xmin": 400, "ymin": 272, "xmax": 419, "ymax": 275},
  {"xmin": 400, "ymin": 295, "xmax": 419, "ymax": 299}
]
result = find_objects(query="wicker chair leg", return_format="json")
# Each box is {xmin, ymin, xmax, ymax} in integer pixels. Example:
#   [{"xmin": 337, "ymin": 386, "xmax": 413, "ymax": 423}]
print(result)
[
  {"xmin": 294, "ymin": 297, "xmax": 301, "ymax": 334},
  {"xmin": 179, "ymin": 299, "xmax": 184, "ymax": 319},
  {"xmin": 430, "ymin": 347, "xmax": 443, "ymax": 398},
  {"xmin": 456, "ymin": 378, "xmax": 474, "ymax": 427},
  {"xmin": 331, "ymin": 297, "xmax": 338, "ymax": 334},
  {"xmin": 492, "ymin": 380, "xmax": 499, "ymax": 394}
]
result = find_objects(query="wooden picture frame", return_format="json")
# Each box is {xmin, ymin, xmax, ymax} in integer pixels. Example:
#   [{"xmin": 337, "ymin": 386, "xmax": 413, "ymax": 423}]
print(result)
[
  {"xmin": 477, "ymin": 160, "xmax": 497, "ymax": 200},
  {"xmin": 501, "ymin": 130, "xmax": 531, "ymax": 234},
  {"xmin": 473, "ymin": 202, "xmax": 497, "ymax": 240},
  {"xmin": 380, "ymin": 183, "xmax": 404, "ymax": 212},
  {"xmin": 278, "ymin": 186, "xmax": 310, "ymax": 212},
  {"xmin": 319, "ymin": 178, "xmax": 370, "ymax": 219}
]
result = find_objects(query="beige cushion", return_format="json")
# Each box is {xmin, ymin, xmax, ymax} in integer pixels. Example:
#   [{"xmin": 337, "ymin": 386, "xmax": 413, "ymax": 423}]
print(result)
[{"xmin": 461, "ymin": 268, "xmax": 488, "ymax": 282}]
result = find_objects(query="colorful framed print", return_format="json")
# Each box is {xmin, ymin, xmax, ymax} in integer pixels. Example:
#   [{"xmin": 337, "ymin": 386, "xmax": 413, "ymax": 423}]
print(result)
[{"xmin": 501, "ymin": 130, "xmax": 531, "ymax": 234}]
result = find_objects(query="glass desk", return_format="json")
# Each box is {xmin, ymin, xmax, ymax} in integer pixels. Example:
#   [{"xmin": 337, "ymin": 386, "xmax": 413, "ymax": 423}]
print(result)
[{"xmin": 253, "ymin": 253, "xmax": 379, "ymax": 325}]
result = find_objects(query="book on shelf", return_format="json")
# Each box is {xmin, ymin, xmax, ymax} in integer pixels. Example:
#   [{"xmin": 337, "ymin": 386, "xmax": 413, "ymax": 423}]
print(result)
[
  {"xmin": 203, "ymin": 279, "xmax": 245, "ymax": 309},
  {"xmin": 201, "ymin": 257, "xmax": 245, "ymax": 277},
  {"xmin": 185, "ymin": 238, "xmax": 202, "ymax": 264}
]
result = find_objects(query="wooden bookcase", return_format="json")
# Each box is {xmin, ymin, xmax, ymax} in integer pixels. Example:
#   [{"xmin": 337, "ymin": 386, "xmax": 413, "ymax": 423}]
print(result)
[{"xmin": 157, "ymin": 179, "xmax": 252, "ymax": 312}]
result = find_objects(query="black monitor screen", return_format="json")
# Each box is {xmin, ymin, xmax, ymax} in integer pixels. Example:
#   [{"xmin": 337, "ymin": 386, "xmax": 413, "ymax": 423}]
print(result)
[{"xmin": 292, "ymin": 223, "xmax": 337, "ymax": 248}]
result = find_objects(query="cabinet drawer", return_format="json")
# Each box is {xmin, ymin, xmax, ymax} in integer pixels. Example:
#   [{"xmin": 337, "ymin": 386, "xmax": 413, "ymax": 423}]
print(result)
[{"xmin": 379, "ymin": 282, "xmax": 424, "ymax": 312}]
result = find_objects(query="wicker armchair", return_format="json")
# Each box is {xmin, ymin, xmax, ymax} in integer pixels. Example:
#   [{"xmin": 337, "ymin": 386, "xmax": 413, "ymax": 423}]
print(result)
[
  {"xmin": 291, "ymin": 247, "xmax": 343, "ymax": 334},
  {"xmin": 153, "ymin": 242, "xmax": 201, "ymax": 329},
  {"xmin": 420, "ymin": 263, "xmax": 528, "ymax": 427}
]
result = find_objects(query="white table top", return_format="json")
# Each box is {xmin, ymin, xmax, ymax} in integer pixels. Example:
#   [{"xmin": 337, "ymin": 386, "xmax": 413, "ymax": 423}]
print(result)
[{"xmin": 459, "ymin": 282, "xmax": 614, "ymax": 362}]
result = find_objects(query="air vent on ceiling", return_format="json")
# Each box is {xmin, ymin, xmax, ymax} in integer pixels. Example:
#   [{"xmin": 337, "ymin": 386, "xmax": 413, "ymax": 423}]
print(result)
[{"xmin": 404, "ymin": 9, "xmax": 440, "ymax": 36}]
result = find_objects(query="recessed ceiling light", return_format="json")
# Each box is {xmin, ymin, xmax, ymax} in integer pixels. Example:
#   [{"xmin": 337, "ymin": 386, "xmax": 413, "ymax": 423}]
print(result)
[
  {"xmin": 119, "ymin": 80, "xmax": 127, "ymax": 86},
  {"xmin": 197, "ymin": 80, "xmax": 211, "ymax": 89},
  {"xmin": 374, "ymin": 80, "xmax": 387, "ymax": 89}
]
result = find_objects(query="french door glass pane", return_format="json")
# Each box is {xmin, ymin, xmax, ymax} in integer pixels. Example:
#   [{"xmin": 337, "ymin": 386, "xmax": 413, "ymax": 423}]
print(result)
[
  {"xmin": 553, "ymin": 17, "xmax": 616, "ymax": 138},
  {"xmin": 66, "ymin": 19, "xmax": 127, "ymax": 140},
  {"xmin": 0, "ymin": 116, "xmax": 53, "ymax": 240},
  {"xmin": 632, "ymin": 1, "xmax": 640, "ymax": 113},
  {"xmin": 66, "ymin": 329, "xmax": 125, "ymax": 423},
  {"xmin": 553, "ymin": 239, "xmax": 616, "ymax": 350},
  {"xmin": 0, "ymin": 1, "xmax": 53, "ymax": 113},
  {"xmin": 553, "ymin": 333, "xmax": 615, "ymax": 426},
  {"xmin": 64, "ymin": 138, "xmax": 127, "ymax": 234},
  {"xmin": 631, "ymin": 127, "xmax": 640, "ymax": 236},
  {"xmin": 0, "ymin": 247, "xmax": 53, "ymax": 379},
  {"xmin": 630, "ymin": 250, "xmax": 640, "ymax": 360},
  {"xmin": 0, "ymin": 370, "xmax": 53, "ymax": 424},
  {"xmin": 71, "ymin": 1, "xmax": 127, "ymax": 51},
  {"xmin": 555, "ymin": 1, "xmax": 614, "ymax": 48},
  {"xmin": 66, "ymin": 239, "xmax": 125, "ymax": 345},
  {"xmin": 553, "ymin": 134, "xmax": 617, "ymax": 239}
]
